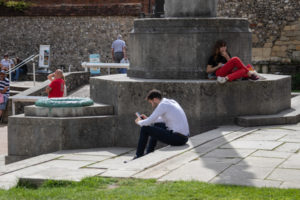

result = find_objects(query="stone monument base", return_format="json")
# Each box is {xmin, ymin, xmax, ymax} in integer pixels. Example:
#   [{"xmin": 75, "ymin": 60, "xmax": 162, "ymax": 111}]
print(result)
[
  {"xmin": 7, "ymin": 74, "xmax": 291, "ymax": 164},
  {"xmin": 90, "ymin": 74, "xmax": 291, "ymax": 144}
]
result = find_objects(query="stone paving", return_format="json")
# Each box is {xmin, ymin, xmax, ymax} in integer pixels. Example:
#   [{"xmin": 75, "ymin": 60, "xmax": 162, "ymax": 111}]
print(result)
[{"xmin": 0, "ymin": 123, "xmax": 300, "ymax": 190}]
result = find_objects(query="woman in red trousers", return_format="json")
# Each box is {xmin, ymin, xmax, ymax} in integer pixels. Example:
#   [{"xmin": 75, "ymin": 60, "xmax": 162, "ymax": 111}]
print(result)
[{"xmin": 206, "ymin": 40, "xmax": 259, "ymax": 84}]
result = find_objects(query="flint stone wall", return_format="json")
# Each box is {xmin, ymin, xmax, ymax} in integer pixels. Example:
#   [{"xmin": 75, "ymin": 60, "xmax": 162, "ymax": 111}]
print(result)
[
  {"xmin": 218, "ymin": 0, "xmax": 300, "ymax": 65},
  {"xmin": 0, "ymin": 1, "xmax": 300, "ymax": 72},
  {"xmin": 0, "ymin": 16, "xmax": 134, "ymax": 72}
]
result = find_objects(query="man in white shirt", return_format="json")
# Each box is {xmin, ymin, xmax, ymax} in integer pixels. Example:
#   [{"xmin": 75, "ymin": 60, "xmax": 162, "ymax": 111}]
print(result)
[
  {"xmin": 111, "ymin": 34, "xmax": 127, "ymax": 73},
  {"xmin": 134, "ymin": 89, "xmax": 190, "ymax": 159}
]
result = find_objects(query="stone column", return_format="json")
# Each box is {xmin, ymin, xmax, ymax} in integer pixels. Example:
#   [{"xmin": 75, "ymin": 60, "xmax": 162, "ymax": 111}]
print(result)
[{"xmin": 165, "ymin": 0, "xmax": 218, "ymax": 17}]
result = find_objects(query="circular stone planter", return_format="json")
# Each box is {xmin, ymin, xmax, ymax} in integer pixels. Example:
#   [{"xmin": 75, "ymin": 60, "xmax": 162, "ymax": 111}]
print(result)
[{"xmin": 35, "ymin": 97, "xmax": 94, "ymax": 108}]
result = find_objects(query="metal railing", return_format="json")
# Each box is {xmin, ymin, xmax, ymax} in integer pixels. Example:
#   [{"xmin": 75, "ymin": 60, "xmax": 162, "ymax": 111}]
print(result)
[{"xmin": 6, "ymin": 54, "xmax": 39, "ymax": 85}]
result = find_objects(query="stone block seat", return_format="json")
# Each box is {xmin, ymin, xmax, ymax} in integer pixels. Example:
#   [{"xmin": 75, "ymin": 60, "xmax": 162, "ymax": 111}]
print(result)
[
  {"xmin": 6, "ymin": 103, "xmax": 116, "ymax": 164},
  {"xmin": 237, "ymin": 95, "xmax": 300, "ymax": 127},
  {"xmin": 90, "ymin": 73, "xmax": 292, "ymax": 145}
]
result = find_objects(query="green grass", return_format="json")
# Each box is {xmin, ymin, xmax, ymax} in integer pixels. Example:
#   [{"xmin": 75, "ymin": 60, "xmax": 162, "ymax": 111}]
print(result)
[{"xmin": 0, "ymin": 177, "xmax": 299, "ymax": 200}]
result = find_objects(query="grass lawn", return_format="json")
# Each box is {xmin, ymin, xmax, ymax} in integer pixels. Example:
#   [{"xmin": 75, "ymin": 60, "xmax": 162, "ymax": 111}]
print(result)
[{"xmin": 0, "ymin": 177, "xmax": 299, "ymax": 200}]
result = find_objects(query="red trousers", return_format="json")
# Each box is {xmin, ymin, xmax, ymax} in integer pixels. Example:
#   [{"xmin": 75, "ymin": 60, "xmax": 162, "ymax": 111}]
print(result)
[{"xmin": 216, "ymin": 57, "xmax": 251, "ymax": 81}]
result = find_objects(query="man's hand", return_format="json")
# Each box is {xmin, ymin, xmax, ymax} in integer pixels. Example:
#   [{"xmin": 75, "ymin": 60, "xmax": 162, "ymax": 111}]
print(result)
[
  {"xmin": 141, "ymin": 114, "xmax": 147, "ymax": 119},
  {"xmin": 135, "ymin": 117, "xmax": 141, "ymax": 125}
]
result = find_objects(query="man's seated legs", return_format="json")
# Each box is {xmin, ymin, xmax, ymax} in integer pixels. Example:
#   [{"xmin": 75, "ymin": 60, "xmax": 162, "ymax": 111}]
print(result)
[
  {"xmin": 146, "ymin": 123, "xmax": 166, "ymax": 154},
  {"xmin": 136, "ymin": 124, "xmax": 188, "ymax": 158}
]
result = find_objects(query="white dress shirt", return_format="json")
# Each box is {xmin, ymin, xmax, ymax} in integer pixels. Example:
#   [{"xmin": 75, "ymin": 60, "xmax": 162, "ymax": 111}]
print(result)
[{"xmin": 138, "ymin": 98, "xmax": 190, "ymax": 136}]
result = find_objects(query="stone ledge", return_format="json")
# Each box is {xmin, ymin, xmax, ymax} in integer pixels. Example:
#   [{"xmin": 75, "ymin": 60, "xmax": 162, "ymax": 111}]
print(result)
[
  {"xmin": 236, "ymin": 96, "xmax": 300, "ymax": 127},
  {"xmin": 25, "ymin": 103, "xmax": 114, "ymax": 117}
]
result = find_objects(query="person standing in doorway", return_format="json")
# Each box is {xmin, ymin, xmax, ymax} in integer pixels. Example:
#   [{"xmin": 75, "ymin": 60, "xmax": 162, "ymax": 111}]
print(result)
[{"xmin": 111, "ymin": 34, "xmax": 127, "ymax": 73}]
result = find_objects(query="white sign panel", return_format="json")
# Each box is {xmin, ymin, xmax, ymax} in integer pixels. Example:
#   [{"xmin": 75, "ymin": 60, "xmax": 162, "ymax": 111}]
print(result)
[{"xmin": 39, "ymin": 45, "xmax": 50, "ymax": 68}]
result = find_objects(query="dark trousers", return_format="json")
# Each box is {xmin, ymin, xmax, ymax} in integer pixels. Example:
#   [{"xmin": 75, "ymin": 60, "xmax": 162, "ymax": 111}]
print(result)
[
  {"xmin": 114, "ymin": 52, "xmax": 127, "ymax": 73},
  {"xmin": 136, "ymin": 123, "xmax": 188, "ymax": 157}
]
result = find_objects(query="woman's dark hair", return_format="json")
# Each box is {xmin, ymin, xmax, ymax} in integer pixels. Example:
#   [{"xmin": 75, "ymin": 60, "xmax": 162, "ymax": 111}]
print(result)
[
  {"xmin": 213, "ymin": 40, "xmax": 227, "ymax": 61},
  {"xmin": 146, "ymin": 89, "xmax": 162, "ymax": 100}
]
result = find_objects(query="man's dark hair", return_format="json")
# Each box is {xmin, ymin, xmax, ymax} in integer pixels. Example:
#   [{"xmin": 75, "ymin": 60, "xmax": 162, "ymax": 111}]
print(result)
[{"xmin": 146, "ymin": 89, "xmax": 162, "ymax": 100}]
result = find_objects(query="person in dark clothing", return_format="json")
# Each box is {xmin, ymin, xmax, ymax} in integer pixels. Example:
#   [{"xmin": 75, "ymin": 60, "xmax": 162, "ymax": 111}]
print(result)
[{"xmin": 11, "ymin": 57, "xmax": 27, "ymax": 81}]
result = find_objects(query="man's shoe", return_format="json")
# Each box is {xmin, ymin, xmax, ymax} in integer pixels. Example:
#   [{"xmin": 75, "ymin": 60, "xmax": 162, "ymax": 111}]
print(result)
[
  {"xmin": 217, "ymin": 76, "xmax": 227, "ymax": 84},
  {"xmin": 123, "ymin": 156, "xmax": 139, "ymax": 163}
]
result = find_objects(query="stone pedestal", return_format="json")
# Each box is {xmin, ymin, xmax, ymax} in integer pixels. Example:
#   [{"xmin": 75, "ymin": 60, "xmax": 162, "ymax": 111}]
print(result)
[
  {"xmin": 6, "ymin": 103, "xmax": 116, "ymax": 164},
  {"xmin": 165, "ymin": 0, "xmax": 218, "ymax": 17},
  {"xmin": 128, "ymin": 18, "xmax": 252, "ymax": 79},
  {"xmin": 90, "ymin": 74, "xmax": 291, "ymax": 146}
]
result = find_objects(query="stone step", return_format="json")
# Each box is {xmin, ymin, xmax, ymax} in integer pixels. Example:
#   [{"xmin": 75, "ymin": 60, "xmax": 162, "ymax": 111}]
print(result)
[
  {"xmin": 10, "ymin": 85, "xmax": 31, "ymax": 92},
  {"xmin": 24, "ymin": 103, "xmax": 114, "ymax": 117},
  {"xmin": 236, "ymin": 95, "xmax": 300, "ymax": 127},
  {"xmin": 9, "ymin": 90, "xmax": 21, "ymax": 96}
]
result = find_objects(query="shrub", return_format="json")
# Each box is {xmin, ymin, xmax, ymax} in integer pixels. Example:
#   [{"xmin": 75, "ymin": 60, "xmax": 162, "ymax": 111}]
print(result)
[
  {"xmin": 0, "ymin": 0, "xmax": 30, "ymax": 11},
  {"xmin": 292, "ymin": 73, "xmax": 300, "ymax": 91}
]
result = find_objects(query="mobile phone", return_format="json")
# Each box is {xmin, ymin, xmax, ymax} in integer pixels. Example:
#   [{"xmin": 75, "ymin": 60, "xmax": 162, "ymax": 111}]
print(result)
[{"xmin": 135, "ymin": 112, "xmax": 142, "ymax": 119}]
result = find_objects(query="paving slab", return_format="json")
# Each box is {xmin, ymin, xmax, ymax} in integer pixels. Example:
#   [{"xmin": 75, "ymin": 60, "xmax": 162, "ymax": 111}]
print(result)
[
  {"xmin": 268, "ymin": 168, "xmax": 300, "ymax": 183},
  {"xmin": 133, "ymin": 151, "xmax": 201, "ymax": 179},
  {"xmin": 21, "ymin": 168, "xmax": 104, "ymax": 182},
  {"xmin": 0, "ymin": 174, "xmax": 19, "ymax": 190},
  {"xmin": 237, "ymin": 131, "xmax": 286, "ymax": 141},
  {"xmin": 236, "ymin": 157, "xmax": 284, "ymax": 168},
  {"xmin": 280, "ymin": 181, "xmax": 300, "ymax": 189},
  {"xmin": 280, "ymin": 124, "xmax": 300, "ymax": 131},
  {"xmin": 192, "ymin": 129, "xmax": 258, "ymax": 155},
  {"xmin": 279, "ymin": 134, "xmax": 300, "ymax": 143},
  {"xmin": 56, "ymin": 147, "xmax": 134, "ymax": 157},
  {"xmin": 221, "ymin": 141, "xmax": 283, "ymax": 150},
  {"xmin": 1, "ymin": 124, "xmax": 300, "ymax": 190},
  {"xmin": 279, "ymin": 154, "xmax": 300, "ymax": 169},
  {"xmin": 112, "ymin": 128, "xmax": 249, "ymax": 172},
  {"xmin": 251, "ymin": 150, "xmax": 292, "ymax": 159},
  {"xmin": 159, "ymin": 158, "xmax": 239, "ymax": 182},
  {"xmin": 274, "ymin": 143, "xmax": 300, "ymax": 153},
  {"xmin": 189, "ymin": 126, "xmax": 244, "ymax": 144},
  {"xmin": 36, "ymin": 160, "xmax": 94, "ymax": 170},
  {"xmin": 211, "ymin": 177, "xmax": 282, "ymax": 188},
  {"xmin": 87, "ymin": 152, "xmax": 135, "ymax": 170},
  {"xmin": 217, "ymin": 165, "xmax": 275, "ymax": 180},
  {"xmin": 101, "ymin": 170, "xmax": 139, "ymax": 178},
  {"xmin": 58, "ymin": 154, "xmax": 111, "ymax": 162},
  {"xmin": 0, "ymin": 153, "xmax": 61, "ymax": 174},
  {"xmin": 203, "ymin": 149, "xmax": 256, "ymax": 158}
]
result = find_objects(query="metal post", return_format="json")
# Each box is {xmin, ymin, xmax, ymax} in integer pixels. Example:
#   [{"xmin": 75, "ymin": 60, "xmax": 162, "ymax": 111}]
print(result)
[
  {"xmin": 32, "ymin": 59, "xmax": 36, "ymax": 86},
  {"xmin": 9, "ymin": 64, "xmax": 11, "ymax": 83}
]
